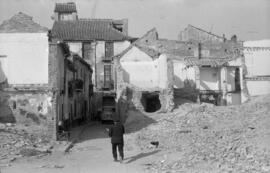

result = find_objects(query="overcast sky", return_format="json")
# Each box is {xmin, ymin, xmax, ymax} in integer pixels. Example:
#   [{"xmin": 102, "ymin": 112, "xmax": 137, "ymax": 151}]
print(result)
[{"xmin": 0, "ymin": 0, "xmax": 269, "ymax": 41}]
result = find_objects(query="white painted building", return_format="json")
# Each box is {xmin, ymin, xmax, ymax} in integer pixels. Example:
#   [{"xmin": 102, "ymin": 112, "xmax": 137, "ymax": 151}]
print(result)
[
  {"xmin": 0, "ymin": 12, "xmax": 48, "ymax": 86},
  {"xmin": 0, "ymin": 33, "xmax": 48, "ymax": 85},
  {"xmin": 243, "ymin": 40, "xmax": 270, "ymax": 96},
  {"xmin": 173, "ymin": 57, "xmax": 243, "ymax": 105}
]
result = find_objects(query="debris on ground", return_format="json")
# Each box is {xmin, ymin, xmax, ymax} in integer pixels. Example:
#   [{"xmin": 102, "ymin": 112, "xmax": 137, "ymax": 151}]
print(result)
[
  {"xmin": 125, "ymin": 95, "xmax": 270, "ymax": 172},
  {"xmin": 0, "ymin": 124, "xmax": 52, "ymax": 164}
]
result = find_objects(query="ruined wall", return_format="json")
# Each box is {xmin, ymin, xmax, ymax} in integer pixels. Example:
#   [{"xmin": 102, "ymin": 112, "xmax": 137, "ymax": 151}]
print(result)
[
  {"xmin": 179, "ymin": 25, "xmax": 224, "ymax": 42},
  {"xmin": 115, "ymin": 53, "xmax": 174, "ymax": 122},
  {"xmin": 0, "ymin": 90, "xmax": 57, "ymax": 140},
  {"xmin": 0, "ymin": 33, "xmax": 48, "ymax": 84}
]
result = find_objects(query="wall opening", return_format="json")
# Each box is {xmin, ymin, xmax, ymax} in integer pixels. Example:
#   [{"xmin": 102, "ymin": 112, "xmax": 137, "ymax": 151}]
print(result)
[
  {"xmin": 141, "ymin": 92, "xmax": 161, "ymax": 113},
  {"xmin": 235, "ymin": 68, "xmax": 241, "ymax": 91}
]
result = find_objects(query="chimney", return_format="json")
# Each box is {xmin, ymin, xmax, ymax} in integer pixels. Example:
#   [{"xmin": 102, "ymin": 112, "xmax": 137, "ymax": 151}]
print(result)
[{"xmin": 53, "ymin": 2, "xmax": 78, "ymax": 21}]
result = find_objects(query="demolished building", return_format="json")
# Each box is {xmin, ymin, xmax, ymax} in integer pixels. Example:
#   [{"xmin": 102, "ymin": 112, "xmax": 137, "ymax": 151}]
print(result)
[
  {"xmin": 131, "ymin": 27, "xmax": 246, "ymax": 106},
  {"xmin": 0, "ymin": 12, "xmax": 93, "ymax": 140},
  {"xmin": 113, "ymin": 30, "xmax": 175, "ymax": 121}
]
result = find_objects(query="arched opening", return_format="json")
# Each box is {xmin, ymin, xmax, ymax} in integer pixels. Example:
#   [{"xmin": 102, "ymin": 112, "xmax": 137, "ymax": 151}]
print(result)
[{"xmin": 141, "ymin": 92, "xmax": 161, "ymax": 113}]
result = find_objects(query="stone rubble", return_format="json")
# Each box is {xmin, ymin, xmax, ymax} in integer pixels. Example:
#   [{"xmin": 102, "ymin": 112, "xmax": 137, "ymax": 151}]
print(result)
[
  {"xmin": 126, "ymin": 95, "xmax": 270, "ymax": 173},
  {"xmin": 0, "ymin": 124, "xmax": 52, "ymax": 165}
]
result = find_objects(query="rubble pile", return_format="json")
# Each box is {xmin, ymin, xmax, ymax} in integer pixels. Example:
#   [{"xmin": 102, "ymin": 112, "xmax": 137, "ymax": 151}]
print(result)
[
  {"xmin": 127, "ymin": 95, "xmax": 270, "ymax": 172},
  {"xmin": 0, "ymin": 123, "xmax": 52, "ymax": 164}
]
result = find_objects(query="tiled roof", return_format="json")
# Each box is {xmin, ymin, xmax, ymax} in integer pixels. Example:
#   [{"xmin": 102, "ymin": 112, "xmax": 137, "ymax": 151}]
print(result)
[
  {"xmin": 54, "ymin": 2, "xmax": 77, "ymax": 13},
  {"xmin": 184, "ymin": 57, "xmax": 237, "ymax": 67},
  {"xmin": 51, "ymin": 19, "xmax": 131, "ymax": 41},
  {"xmin": 0, "ymin": 12, "xmax": 48, "ymax": 33}
]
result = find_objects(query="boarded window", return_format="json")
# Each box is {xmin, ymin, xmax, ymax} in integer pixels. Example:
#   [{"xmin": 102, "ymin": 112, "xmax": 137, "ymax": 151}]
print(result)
[{"xmin": 105, "ymin": 42, "xmax": 114, "ymax": 61}]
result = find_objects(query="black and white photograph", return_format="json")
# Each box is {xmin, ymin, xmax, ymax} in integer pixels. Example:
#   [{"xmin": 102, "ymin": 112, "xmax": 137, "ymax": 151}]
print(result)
[{"xmin": 0, "ymin": 0, "xmax": 270, "ymax": 172}]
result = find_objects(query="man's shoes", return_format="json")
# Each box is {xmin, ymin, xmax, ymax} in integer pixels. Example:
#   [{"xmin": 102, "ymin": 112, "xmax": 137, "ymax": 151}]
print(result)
[
  {"xmin": 114, "ymin": 158, "xmax": 117, "ymax": 162},
  {"xmin": 119, "ymin": 157, "xmax": 123, "ymax": 163}
]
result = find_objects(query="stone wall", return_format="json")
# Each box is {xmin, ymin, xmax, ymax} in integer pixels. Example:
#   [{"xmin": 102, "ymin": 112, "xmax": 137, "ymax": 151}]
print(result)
[{"xmin": 0, "ymin": 90, "xmax": 57, "ymax": 140}]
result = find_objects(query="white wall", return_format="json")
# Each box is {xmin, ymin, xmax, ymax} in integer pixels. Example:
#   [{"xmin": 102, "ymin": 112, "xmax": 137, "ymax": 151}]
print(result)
[
  {"xmin": 120, "ymin": 47, "xmax": 157, "ymax": 88},
  {"xmin": 68, "ymin": 42, "xmax": 82, "ymax": 57},
  {"xmin": 227, "ymin": 67, "xmax": 236, "ymax": 92},
  {"xmin": 0, "ymin": 33, "xmax": 48, "ymax": 84},
  {"xmin": 120, "ymin": 46, "xmax": 168, "ymax": 89},
  {"xmin": 114, "ymin": 41, "xmax": 130, "ymax": 55},
  {"xmin": 173, "ymin": 60, "xmax": 196, "ymax": 88},
  {"xmin": 246, "ymin": 80, "xmax": 270, "ymax": 96},
  {"xmin": 244, "ymin": 40, "xmax": 270, "ymax": 76},
  {"xmin": 0, "ymin": 58, "xmax": 7, "ymax": 83},
  {"xmin": 200, "ymin": 67, "xmax": 220, "ymax": 90},
  {"xmin": 227, "ymin": 93, "xmax": 241, "ymax": 105},
  {"xmin": 158, "ymin": 54, "xmax": 168, "ymax": 89}
]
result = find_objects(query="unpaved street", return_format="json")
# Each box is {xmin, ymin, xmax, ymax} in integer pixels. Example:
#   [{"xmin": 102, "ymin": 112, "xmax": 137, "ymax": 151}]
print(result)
[{"xmin": 1, "ymin": 123, "xmax": 160, "ymax": 173}]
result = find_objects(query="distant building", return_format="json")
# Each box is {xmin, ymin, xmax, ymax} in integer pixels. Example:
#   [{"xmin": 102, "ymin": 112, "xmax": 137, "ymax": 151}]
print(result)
[
  {"xmin": 49, "ymin": 2, "xmax": 132, "ymax": 120},
  {"xmin": 243, "ymin": 40, "xmax": 270, "ymax": 96},
  {"xmin": 179, "ymin": 24, "xmax": 226, "ymax": 42},
  {"xmin": 132, "ymin": 28, "xmax": 244, "ymax": 106}
]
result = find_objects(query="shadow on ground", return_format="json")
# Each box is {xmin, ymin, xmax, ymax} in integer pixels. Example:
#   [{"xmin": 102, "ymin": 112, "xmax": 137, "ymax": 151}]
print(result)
[
  {"xmin": 124, "ymin": 110, "xmax": 157, "ymax": 134},
  {"xmin": 125, "ymin": 150, "xmax": 161, "ymax": 164},
  {"xmin": 71, "ymin": 122, "xmax": 110, "ymax": 144}
]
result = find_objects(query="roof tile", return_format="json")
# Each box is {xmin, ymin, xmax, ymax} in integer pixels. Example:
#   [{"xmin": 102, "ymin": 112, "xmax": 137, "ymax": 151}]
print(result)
[
  {"xmin": 51, "ymin": 19, "xmax": 131, "ymax": 41},
  {"xmin": 54, "ymin": 2, "xmax": 77, "ymax": 13}
]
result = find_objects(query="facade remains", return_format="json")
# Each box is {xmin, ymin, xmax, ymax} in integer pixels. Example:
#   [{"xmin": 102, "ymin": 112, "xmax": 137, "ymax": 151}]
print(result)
[
  {"xmin": 0, "ymin": 12, "xmax": 93, "ymax": 140},
  {"xmin": 179, "ymin": 24, "xmax": 226, "ymax": 43},
  {"xmin": 113, "ymin": 31, "xmax": 175, "ymax": 120}
]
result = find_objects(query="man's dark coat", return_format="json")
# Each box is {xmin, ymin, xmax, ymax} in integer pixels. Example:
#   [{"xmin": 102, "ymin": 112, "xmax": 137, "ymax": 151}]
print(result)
[{"xmin": 109, "ymin": 122, "xmax": 125, "ymax": 144}]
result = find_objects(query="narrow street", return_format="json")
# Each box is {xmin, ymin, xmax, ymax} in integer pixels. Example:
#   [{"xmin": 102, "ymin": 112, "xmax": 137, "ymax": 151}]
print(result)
[{"xmin": 1, "ymin": 123, "xmax": 160, "ymax": 173}]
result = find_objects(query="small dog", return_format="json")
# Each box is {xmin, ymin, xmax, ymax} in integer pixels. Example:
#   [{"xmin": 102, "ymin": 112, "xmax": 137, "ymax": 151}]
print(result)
[{"xmin": 150, "ymin": 141, "xmax": 159, "ymax": 148}]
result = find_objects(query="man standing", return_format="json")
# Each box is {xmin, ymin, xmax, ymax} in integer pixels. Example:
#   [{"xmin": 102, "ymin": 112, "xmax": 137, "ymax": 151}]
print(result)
[{"xmin": 109, "ymin": 120, "xmax": 125, "ymax": 163}]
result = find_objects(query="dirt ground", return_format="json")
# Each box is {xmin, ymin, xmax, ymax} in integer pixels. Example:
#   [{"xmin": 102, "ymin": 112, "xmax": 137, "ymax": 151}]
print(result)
[
  {"xmin": 1, "ymin": 95, "xmax": 270, "ymax": 173},
  {"xmin": 1, "ymin": 123, "xmax": 163, "ymax": 173}
]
